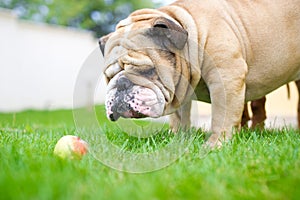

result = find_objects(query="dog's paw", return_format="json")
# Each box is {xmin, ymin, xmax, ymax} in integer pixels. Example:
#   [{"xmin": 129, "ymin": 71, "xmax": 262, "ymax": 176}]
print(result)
[{"xmin": 204, "ymin": 139, "xmax": 223, "ymax": 150}]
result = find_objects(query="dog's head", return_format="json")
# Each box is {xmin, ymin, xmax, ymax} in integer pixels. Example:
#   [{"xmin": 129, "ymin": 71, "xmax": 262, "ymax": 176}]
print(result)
[{"xmin": 99, "ymin": 9, "xmax": 190, "ymax": 121}]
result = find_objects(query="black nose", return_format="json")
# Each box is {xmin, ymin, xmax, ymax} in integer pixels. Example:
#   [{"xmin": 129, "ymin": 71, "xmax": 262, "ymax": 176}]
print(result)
[
  {"xmin": 117, "ymin": 77, "xmax": 133, "ymax": 92},
  {"xmin": 109, "ymin": 113, "xmax": 120, "ymax": 121}
]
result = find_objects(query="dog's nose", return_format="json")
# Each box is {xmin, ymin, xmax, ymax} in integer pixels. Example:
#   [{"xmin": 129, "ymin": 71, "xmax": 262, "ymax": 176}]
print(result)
[{"xmin": 117, "ymin": 77, "xmax": 133, "ymax": 91}]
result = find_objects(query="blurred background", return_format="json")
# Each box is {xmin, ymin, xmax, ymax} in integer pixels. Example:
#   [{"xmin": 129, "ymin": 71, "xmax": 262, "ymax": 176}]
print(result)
[
  {"xmin": 0, "ymin": 0, "xmax": 172, "ymax": 112},
  {"xmin": 0, "ymin": 0, "xmax": 298, "ymax": 128}
]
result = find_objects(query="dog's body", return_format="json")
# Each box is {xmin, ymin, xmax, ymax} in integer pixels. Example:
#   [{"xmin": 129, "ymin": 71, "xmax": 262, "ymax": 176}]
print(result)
[{"xmin": 100, "ymin": 0, "xmax": 300, "ymax": 147}]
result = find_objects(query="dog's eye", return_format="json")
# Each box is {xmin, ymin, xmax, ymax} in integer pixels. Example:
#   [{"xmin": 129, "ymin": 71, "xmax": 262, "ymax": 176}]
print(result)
[
  {"xmin": 139, "ymin": 68, "xmax": 156, "ymax": 76},
  {"xmin": 144, "ymin": 68, "xmax": 155, "ymax": 76}
]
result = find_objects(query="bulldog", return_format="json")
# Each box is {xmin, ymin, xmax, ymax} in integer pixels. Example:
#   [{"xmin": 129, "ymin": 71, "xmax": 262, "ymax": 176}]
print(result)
[{"xmin": 99, "ymin": 0, "xmax": 300, "ymax": 147}]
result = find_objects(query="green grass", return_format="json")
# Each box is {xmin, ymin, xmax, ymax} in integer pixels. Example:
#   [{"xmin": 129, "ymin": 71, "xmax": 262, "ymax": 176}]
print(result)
[{"xmin": 1, "ymin": 105, "xmax": 300, "ymax": 200}]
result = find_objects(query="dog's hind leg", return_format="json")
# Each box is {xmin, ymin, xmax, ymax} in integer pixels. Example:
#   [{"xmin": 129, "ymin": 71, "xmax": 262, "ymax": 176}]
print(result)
[{"xmin": 296, "ymin": 80, "xmax": 300, "ymax": 129}]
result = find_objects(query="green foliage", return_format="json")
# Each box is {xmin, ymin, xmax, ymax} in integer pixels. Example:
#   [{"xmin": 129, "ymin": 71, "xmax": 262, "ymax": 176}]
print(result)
[
  {"xmin": 1, "ymin": 107, "xmax": 300, "ymax": 199},
  {"xmin": 0, "ymin": 0, "xmax": 159, "ymax": 37}
]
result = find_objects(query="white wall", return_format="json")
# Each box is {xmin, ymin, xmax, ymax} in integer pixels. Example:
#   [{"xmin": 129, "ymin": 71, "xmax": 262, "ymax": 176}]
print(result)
[{"xmin": 0, "ymin": 9, "xmax": 105, "ymax": 112}]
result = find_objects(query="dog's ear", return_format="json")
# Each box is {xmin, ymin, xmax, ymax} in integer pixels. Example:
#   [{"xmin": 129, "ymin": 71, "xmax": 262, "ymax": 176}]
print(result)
[
  {"xmin": 151, "ymin": 17, "xmax": 188, "ymax": 50},
  {"xmin": 99, "ymin": 33, "xmax": 112, "ymax": 55}
]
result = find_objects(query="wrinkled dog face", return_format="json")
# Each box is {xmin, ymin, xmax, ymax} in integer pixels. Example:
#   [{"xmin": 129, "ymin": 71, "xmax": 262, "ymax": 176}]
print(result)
[{"xmin": 99, "ymin": 11, "xmax": 188, "ymax": 121}]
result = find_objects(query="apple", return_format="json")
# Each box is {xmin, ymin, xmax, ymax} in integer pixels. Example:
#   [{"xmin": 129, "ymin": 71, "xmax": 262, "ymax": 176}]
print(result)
[{"xmin": 54, "ymin": 135, "xmax": 88, "ymax": 160}]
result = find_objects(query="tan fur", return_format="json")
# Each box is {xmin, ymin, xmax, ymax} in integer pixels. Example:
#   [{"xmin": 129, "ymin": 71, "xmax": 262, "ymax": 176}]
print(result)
[{"xmin": 163, "ymin": 0, "xmax": 300, "ymax": 147}]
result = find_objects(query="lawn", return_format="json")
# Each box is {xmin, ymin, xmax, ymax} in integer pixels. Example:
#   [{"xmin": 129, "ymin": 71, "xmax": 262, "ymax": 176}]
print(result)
[{"xmin": 0, "ymin": 105, "xmax": 300, "ymax": 200}]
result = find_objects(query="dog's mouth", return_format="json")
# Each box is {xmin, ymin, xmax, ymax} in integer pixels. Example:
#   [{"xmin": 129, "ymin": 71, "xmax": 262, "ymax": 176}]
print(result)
[{"xmin": 109, "ymin": 106, "xmax": 147, "ymax": 121}]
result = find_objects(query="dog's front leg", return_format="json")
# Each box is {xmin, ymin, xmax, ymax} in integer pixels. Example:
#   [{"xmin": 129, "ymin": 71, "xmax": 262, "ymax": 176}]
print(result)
[
  {"xmin": 169, "ymin": 101, "xmax": 192, "ymax": 132},
  {"xmin": 205, "ymin": 61, "xmax": 247, "ymax": 148}
]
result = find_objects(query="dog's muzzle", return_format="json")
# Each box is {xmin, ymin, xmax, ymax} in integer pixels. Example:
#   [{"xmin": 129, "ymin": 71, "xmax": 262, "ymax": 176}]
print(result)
[{"xmin": 105, "ymin": 76, "xmax": 165, "ymax": 121}]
